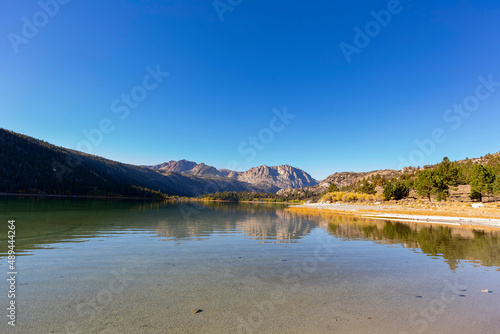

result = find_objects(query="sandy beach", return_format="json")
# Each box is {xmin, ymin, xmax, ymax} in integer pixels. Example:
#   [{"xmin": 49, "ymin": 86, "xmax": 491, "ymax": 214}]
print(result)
[{"xmin": 288, "ymin": 202, "xmax": 500, "ymax": 230}]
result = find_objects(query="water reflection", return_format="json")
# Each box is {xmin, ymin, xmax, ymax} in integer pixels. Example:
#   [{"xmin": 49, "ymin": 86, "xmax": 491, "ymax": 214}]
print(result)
[
  {"xmin": 315, "ymin": 215, "xmax": 500, "ymax": 271},
  {"xmin": 1, "ymin": 198, "xmax": 499, "ymax": 271},
  {"xmin": 155, "ymin": 208, "xmax": 313, "ymax": 243},
  {"xmin": 0, "ymin": 199, "xmax": 315, "ymax": 257},
  {"xmin": 0, "ymin": 197, "xmax": 172, "ymax": 256}
]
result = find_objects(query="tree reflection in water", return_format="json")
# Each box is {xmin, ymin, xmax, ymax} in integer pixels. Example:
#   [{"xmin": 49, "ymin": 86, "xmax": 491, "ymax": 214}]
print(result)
[{"xmin": 316, "ymin": 214, "xmax": 500, "ymax": 271}]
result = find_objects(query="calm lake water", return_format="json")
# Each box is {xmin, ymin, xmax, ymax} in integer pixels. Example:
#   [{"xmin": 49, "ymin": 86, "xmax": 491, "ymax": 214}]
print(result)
[{"xmin": 1, "ymin": 198, "xmax": 499, "ymax": 333}]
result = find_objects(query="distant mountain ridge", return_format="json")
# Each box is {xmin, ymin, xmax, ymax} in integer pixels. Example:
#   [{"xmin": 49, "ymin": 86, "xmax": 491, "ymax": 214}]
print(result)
[
  {"xmin": 148, "ymin": 160, "xmax": 223, "ymax": 177},
  {"xmin": 277, "ymin": 169, "xmax": 401, "ymax": 196},
  {"xmin": 5, "ymin": 127, "xmax": 494, "ymax": 200},
  {"xmin": 277, "ymin": 153, "xmax": 500, "ymax": 197},
  {"xmin": 314, "ymin": 169, "xmax": 400, "ymax": 192},
  {"xmin": 0, "ymin": 128, "xmax": 314, "ymax": 198},
  {"xmin": 0, "ymin": 129, "xmax": 274, "ymax": 197},
  {"xmin": 234, "ymin": 164, "xmax": 317, "ymax": 189},
  {"xmin": 146, "ymin": 161, "xmax": 318, "ymax": 192}
]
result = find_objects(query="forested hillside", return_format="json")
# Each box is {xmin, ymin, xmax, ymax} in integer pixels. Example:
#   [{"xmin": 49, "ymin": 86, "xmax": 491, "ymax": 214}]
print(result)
[
  {"xmin": 321, "ymin": 154, "xmax": 500, "ymax": 203},
  {"xmin": 0, "ymin": 129, "xmax": 268, "ymax": 197},
  {"xmin": 0, "ymin": 129, "xmax": 176, "ymax": 197}
]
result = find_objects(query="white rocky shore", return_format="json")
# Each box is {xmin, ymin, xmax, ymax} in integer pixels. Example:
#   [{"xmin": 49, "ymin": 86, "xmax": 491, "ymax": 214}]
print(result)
[{"xmin": 292, "ymin": 202, "xmax": 500, "ymax": 229}]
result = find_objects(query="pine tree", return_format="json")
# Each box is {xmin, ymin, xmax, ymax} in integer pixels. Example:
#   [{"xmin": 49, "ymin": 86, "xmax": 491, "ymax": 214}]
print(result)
[
  {"xmin": 437, "ymin": 157, "xmax": 459, "ymax": 186},
  {"xmin": 493, "ymin": 177, "xmax": 500, "ymax": 196},
  {"xmin": 415, "ymin": 169, "xmax": 448, "ymax": 201},
  {"xmin": 393, "ymin": 181, "xmax": 409, "ymax": 200},
  {"xmin": 383, "ymin": 182, "xmax": 394, "ymax": 201},
  {"xmin": 470, "ymin": 164, "xmax": 495, "ymax": 202},
  {"xmin": 358, "ymin": 179, "xmax": 376, "ymax": 194},
  {"xmin": 328, "ymin": 183, "xmax": 339, "ymax": 193},
  {"xmin": 415, "ymin": 170, "xmax": 435, "ymax": 201}
]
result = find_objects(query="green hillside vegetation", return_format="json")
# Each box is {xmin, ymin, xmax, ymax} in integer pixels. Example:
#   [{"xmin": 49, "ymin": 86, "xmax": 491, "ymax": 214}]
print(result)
[
  {"xmin": 324, "ymin": 155, "xmax": 500, "ymax": 203},
  {"xmin": 198, "ymin": 190, "xmax": 320, "ymax": 203}
]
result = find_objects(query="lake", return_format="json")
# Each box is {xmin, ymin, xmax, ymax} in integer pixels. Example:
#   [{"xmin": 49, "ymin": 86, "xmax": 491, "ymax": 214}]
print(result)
[{"xmin": 1, "ymin": 198, "xmax": 499, "ymax": 333}]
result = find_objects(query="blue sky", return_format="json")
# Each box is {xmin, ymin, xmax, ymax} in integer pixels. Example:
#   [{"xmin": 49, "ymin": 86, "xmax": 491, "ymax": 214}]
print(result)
[{"xmin": 1, "ymin": 0, "xmax": 500, "ymax": 180}]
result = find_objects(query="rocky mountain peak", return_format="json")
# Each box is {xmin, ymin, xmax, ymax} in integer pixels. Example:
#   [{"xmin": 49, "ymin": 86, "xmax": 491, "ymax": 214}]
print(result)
[
  {"xmin": 147, "ymin": 161, "xmax": 317, "ymax": 192},
  {"xmin": 236, "ymin": 164, "xmax": 317, "ymax": 190}
]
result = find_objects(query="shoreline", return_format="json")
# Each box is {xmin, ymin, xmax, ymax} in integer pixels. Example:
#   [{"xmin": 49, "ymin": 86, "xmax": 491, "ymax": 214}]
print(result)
[
  {"xmin": 288, "ymin": 202, "xmax": 500, "ymax": 230},
  {"xmin": 0, "ymin": 192, "xmax": 173, "ymax": 201},
  {"xmin": 0, "ymin": 194, "xmax": 302, "ymax": 206}
]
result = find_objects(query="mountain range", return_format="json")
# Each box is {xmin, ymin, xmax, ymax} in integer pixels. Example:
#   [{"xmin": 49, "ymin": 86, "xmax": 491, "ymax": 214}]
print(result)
[
  {"xmin": 3, "ymin": 128, "xmax": 494, "ymax": 199},
  {"xmin": 145, "ymin": 160, "xmax": 317, "ymax": 192},
  {"xmin": 0, "ymin": 129, "xmax": 316, "ymax": 197},
  {"xmin": 277, "ymin": 169, "xmax": 401, "ymax": 196}
]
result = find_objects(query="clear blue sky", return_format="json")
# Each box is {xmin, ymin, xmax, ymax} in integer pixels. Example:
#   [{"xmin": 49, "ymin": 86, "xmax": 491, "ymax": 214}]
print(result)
[{"xmin": 1, "ymin": 0, "xmax": 500, "ymax": 180}]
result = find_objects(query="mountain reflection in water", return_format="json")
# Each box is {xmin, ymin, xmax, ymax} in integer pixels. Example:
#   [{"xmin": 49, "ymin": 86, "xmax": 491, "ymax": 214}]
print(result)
[{"xmin": 0, "ymin": 198, "xmax": 499, "ymax": 271}]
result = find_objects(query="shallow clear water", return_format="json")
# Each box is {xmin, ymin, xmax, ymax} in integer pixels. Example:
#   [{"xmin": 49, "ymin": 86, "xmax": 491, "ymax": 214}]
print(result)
[{"xmin": 0, "ymin": 198, "xmax": 499, "ymax": 333}]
